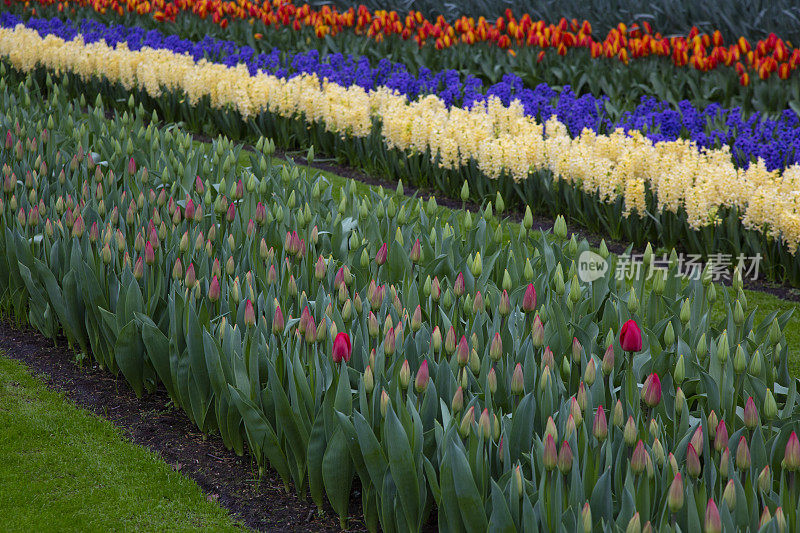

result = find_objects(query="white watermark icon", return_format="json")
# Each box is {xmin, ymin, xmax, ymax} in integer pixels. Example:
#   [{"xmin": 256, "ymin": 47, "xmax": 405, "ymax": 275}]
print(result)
[{"xmin": 577, "ymin": 252, "xmax": 762, "ymax": 283}]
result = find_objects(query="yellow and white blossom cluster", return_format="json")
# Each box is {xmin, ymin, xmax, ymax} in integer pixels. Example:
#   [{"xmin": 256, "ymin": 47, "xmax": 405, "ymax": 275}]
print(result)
[{"xmin": 2, "ymin": 24, "xmax": 800, "ymax": 252}]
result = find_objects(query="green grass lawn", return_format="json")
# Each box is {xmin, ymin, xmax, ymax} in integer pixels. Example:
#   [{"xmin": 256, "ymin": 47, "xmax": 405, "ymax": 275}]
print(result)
[{"xmin": 0, "ymin": 356, "xmax": 246, "ymax": 533}]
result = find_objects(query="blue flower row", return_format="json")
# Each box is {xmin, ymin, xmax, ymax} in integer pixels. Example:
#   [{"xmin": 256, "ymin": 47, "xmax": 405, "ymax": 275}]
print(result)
[{"xmin": 3, "ymin": 12, "xmax": 798, "ymax": 172}]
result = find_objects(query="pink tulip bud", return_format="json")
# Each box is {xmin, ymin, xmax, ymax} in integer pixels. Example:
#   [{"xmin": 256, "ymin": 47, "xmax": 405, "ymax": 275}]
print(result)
[
  {"xmin": 571, "ymin": 337, "xmax": 582, "ymax": 363},
  {"xmin": 4, "ymin": 130, "xmax": 11, "ymax": 149},
  {"xmin": 208, "ymin": 276, "xmax": 220, "ymax": 302},
  {"xmin": 456, "ymin": 335, "xmax": 469, "ymax": 366},
  {"xmin": 630, "ymin": 440, "xmax": 647, "ymax": 474},
  {"xmin": 431, "ymin": 277, "xmax": 441, "ymax": 301},
  {"xmin": 267, "ymin": 264, "xmax": 277, "ymax": 285},
  {"xmin": 454, "ymin": 272, "xmax": 465, "ymax": 297},
  {"xmin": 541, "ymin": 346, "xmax": 555, "ymax": 370},
  {"xmin": 184, "ymin": 198, "xmax": 195, "ymax": 221},
  {"xmin": 522, "ymin": 283, "xmax": 537, "ymax": 312},
  {"xmin": 641, "ymin": 373, "xmax": 662, "ymax": 407},
  {"xmin": 127, "ymin": 157, "xmax": 136, "ymax": 176},
  {"xmin": 144, "ymin": 241, "xmax": 155, "ymax": 265},
  {"xmin": 736, "ymin": 436, "xmax": 751, "ymax": 470},
  {"xmin": 705, "ymin": 499, "xmax": 721, "ymax": 533},
  {"xmin": 185, "ymin": 263, "xmax": 196, "ymax": 289},
  {"xmin": 487, "ymin": 367, "xmax": 497, "ymax": 394},
  {"xmin": 743, "ymin": 397, "xmax": 759, "ymax": 430},
  {"xmin": 373, "ymin": 242, "xmax": 388, "ymax": 266},
  {"xmin": 686, "ymin": 443, "xmax": 701, "ymax": 478},
  {"xmin": 593, "ymin": 405, "xmax": 608, "ymax": 441},
  {"xmin": 715, "ymin": 419, "xmax": 729, "ymax": 452},
  {"xmin": 511, "ymin": 363, "xmax": 524, "ymax": 395},
  {"xmin": 133, "ymin": 256, "xmax": 144, "ymax": 280},
  {"xmin": 691, "ymin": 426, "xmax": 704, "ymax": 457},
  {"xmin": 786, "ymin": 432, "xmax": 800, "ymax": 471},
  {"xmin": 411, "ymin": 305, "xmax": 422, "ymax": 332},
  {"xmin": 543, "ymin": 434, "xmax": 557, "ymax": 471},
  {"xmin": 759, "ymin": 506, "xmax": 772, "ymax": 530},
  {"xmin": 414, "ymin": 360, "xmax": 429, "ymax": 393},
  {"xmin": 235, "ymin": 179, "xmax": 244, "ymax": 199},
  {"xmin": 383, "ymin": 327, "xmax": 395, "ymax": 356},
  {"xmin": 489, "ymin": 332, "xmax": 502, "ymax": 361},
  {"xmin": 195, "ymin": 176, "xmax": 204, "ymax": 195},
  {"xmin": 305, "ymin": 315, "xmax": 317, "ymax": 344},
  {"xmin": 226, "ymin": 202, "xmax": 236, "ymax": 223},
  {"xmin": 558, "ymin": 441, "xmax": 573, "ymax": 474},
  {"xmin": 255, "ymin": 202, "xmax": 266, "ymax": 225},
  {"xmin": 244, "ymin": 300, "xmax": 256, "ymax": 328}
]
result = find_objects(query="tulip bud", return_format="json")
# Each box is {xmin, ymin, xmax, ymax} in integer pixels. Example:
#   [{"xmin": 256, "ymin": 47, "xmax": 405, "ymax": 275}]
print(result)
[
  {"xmin": 543, "ymin": 434, "xmax": 557, "ymax": 471},
  {"xmin": 456, "ymin": 335, "xmax": 469, "ymax": 367},
  {"xmin": 675, "ymin": 387, "xmax": 685, "ymax": 416},
  {"xmin": 627, "ymin": 287, "xmax": 639, "ymax": 314},
  {"xmin": 614, "ymin": 400, "xmax": 624, "ymax": 428},
  {"xmin": 717, "ymin": 332, "xmax": 729, "ymax": 364},
  {"xmin": 602, "ymin": 344, "xmax": 615, "ymax": 375},
  {"xmin": 454, "ymin": 272, "xmax": 465, "ymax": 297},
  {"xmin": 764, "ymin": 389, "xmax": 778, "ymax": 421},
  {"xmin": 663, "ymin": 321, "xmax": 675, "ymax": 346},
  {"xmin": 487, "ymin": 368, "xmax": 497, "ymax": 394},
  {"xmin": 478, "ymin": 408, "xmax": 492, "ymax": 440},
  {"xmin": 625, "ymin": 512, "xmax": 641, "ymax": 533},
  {"xmin": 553, "ymin": 215, "xmax": 567, "ymax": 240},
  {"xmin": 653, "ymin": 438, "xmax": 665, "ymax": 467},
  {"xmin": 733, "ymin": 344, "xmax": 746, "ymax": 374},
  {"xmin": 686, "ymin": 443, "xmax": 701, "ymax": 478},
  {"xmin": 380, "ymin": 390, "xmax": 390, "ymax": 418},
  {"xmin": 673, "ymin": 354, "xmax": 685, "ymax": 385},
  {"xmin": 523, "ymin": 283, "xmax": 537, "ymax": 313},
  {"xmin": 398, "ymin": 360, "xmax": 411, "ymax": 390},
  {"xmin": 705, "ymin": 499, "xmax": 721, "ymax": 533},
  {"xmin": 531, "ymin": 315, "xmax": 544, "ymax": 347},
  {"xmin": 593, "ymin": 406, "xmax": 608, "ymax": 442},
  {"xmin": 469, "ymin": 347, "xmax": 481, "ymax": 375},
  {"xmin": 735, "ymin": 436, "xmax": 750, "ymax": 470},
  {"xmin": 541, "ymin": 346, "xmax": 555, "ymax": 370},
  {"xmin": 510, "ymin": 364, "xmax": 524, "ymax": 395},
  {"xmin": 430, "ymin": 326, "xmax": 442, "ymax": 353},
  {"xmin": 720, "ymin": 447, "xmax": 730, "ymax": 479},
  {"xmin": 445, "ymin": 327, "xmax": 456, "ymax": 354},
  {"xmin": 721, "ymin": 479, "xmax": 736, "ymax": 510},
  {"xmin": 415, "ymin": 360, "xmax": 429, "ymax": 393},
  {"xmin": 133, "ymin": 257, "xmax": 144, "ymax": 280},
  {"xmin": 584, "ymin": 359, "xmax": 596, "ymax": 386},
  {"xmin": 185, "ymin": 263, "xmax": 196, "ymax": 289},
  {"xmin": 749, "ymin": 348, "xmax": 762, "ymax": 376},
  {"xmin": 451, "ymin": 387, "xmax": 464, "ymax": 414},
  {"xmin": 641, "ymin": 373, "xmax": 661, "ymax": 407},
  {"xmin": 668, "ymin": 472, "xmax": 684, "ymax": 513},
  {"xmin": 498, "ymin": 290, "xmax": 510, "ymax": 316},
  {"xmin": 743, "ymin": 396, "xmax": 759, "ymax": 430},
  {"xmin": 630, "ymin": 440, "xmax": 647, "ymax": 475},
  {"xmin": 489, "ymin": 332, "xmax": 502, "ymax": 361},
  {"xmin": 624, "ymin": 416, "xmax": 637, "ymax": 446},
  {"xmin": 459, "ymin": 406, "xmax": 475, "ymax": 438},
  {"xmin": 558, "ymin": 441, "xmax": 573, "ymax": 474}
]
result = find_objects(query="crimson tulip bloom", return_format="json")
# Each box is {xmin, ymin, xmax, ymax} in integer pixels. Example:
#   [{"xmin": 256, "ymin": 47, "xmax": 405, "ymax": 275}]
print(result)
[
  {"xmin": 619, "ymin": 319, "xmax": 642, "ymax": 352},
  {"xmin": 332, "ymin": 332, "xmax": 352, "ymax": 364}
]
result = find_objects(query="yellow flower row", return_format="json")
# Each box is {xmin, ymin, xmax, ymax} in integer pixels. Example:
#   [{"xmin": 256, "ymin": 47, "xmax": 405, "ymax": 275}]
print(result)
[{"xmin": 1, "ymin": 24, "xmax": 799, "ymax": 252}]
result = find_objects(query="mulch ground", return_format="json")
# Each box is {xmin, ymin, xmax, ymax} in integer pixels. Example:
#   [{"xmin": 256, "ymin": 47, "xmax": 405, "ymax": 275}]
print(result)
[{"xmin": 0, "ymin": 320, "xmax": 368, "ymax": 532}]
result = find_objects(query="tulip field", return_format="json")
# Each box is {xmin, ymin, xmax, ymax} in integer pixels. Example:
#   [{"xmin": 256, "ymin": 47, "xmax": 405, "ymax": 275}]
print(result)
[{"xmin": 2, "ymin": 0, "xmax": 800, "ymax": 532}]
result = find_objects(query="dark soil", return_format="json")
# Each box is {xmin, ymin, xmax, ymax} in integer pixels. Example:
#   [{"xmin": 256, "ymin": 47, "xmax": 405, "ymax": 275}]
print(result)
[{"xmin": 0, "ymin": 320, "xmax": 368, "ymax": 532}]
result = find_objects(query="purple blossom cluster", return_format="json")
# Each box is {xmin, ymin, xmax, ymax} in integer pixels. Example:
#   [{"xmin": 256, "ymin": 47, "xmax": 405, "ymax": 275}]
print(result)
[{"xmin": 5, "ymin": 13, "xmax": 799, "ymax": 172}]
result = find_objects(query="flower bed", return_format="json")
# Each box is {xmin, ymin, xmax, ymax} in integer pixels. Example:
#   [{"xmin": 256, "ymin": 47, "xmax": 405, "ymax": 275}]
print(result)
[{"xmin": 2, "ymin": 50, "xmax": 800, "ymax": 532}]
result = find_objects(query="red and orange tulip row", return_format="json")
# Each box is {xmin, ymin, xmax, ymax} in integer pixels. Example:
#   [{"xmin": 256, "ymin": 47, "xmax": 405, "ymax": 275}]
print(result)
[{"xmin": 9, "ymin": 0, "xmax": 800, "ymax": 82}]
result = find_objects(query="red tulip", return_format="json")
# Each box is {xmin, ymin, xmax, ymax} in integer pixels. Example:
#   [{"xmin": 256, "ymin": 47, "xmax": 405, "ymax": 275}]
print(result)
[
  {"xmin": 185, "ymin": 198, "xmax": 195, "ymax": 221},
  {"xmin": 619, "ymin": 319, "xmax": 642, "ymax": 352},
  {"xmin": 522, "ymin": 283, "xmax": 537, "ymax": 312},
  {"xmin": 332, "ymin": 332, "xmax": 352, "ymax": 363},
  {"xmin": 715, "ymin": 420, "xmax": 729, "ymax": 452}
]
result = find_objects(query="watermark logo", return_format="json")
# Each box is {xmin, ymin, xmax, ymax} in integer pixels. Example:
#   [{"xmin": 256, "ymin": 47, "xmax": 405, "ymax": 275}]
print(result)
[{"xmin": 578, "ymin": 250, "xmax": 608, "ymax": 282}]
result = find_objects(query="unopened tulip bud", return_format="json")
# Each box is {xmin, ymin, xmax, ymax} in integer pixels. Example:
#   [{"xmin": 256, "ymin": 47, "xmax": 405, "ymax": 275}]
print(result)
[
  {"xmin": 133, "ymin": 257, "xmax": 144, "ymax": 280},
  {"xmin": 717, "ymin": 332, "xmax": 729, "ymax": 364},
  {"xmin": 668, "ymin": 473, "xmax": 684, "ymax": 513},
  {"xmin": 674, "ymin": 354, "xmax": 685, "ymax": 384},
  {"xmin": 602, "ymin": 344, "xmax": 615, "ymax": 375},
  {"xmin": 625, "ymin": 512, "xmax": 641, "ymax": 533},
  {"xmin": 593, "ymin": 406, "xmax": 608, "ymax": 442},
  {"xmin": 705, "ymin": 499, "xmax": 721, "ymax": 533},
  {"xmin": 624, "ymin": 416, "xmax": 637, "ymax": 446},
  {"xmin": 749, "ymin": 349, "xmax": 762, "ymax": 376},
  {"xmin": 456, "ymin": 335, "xmax": 469, "ymax": 366},
  {"xmin": 641, "ymin": 373, "xmax": 662, "ymax": 407},
  {"xmin": 445, "ymin": 327, "xmax": 456, "ymax": 354},
  {"xmin": 541, "ymin": 346, "xmax": 555, "ymax": 370},
  {"xmin": 510, "ymin": 363, "xmax": 524, "ymax": 395},
  {"xmin": 543, "ymin": 434, "xmax": 557, "ymax": 471},
  {"xmin": 744, "ymin": 397, "xmax": 759, "ymax": 430},
  {"xmin": 523, "ymin": 283, "xmax": 537, "ymax": 313},
  {"xmin": 471, "ymin": 252, "xmax": 482, "ymax": 277},
  {"xmin": 653, "ymin": 438, "xmax": 665, "ymax": 467},
  {"xmin": 720, "ymin": 448, "xmax": 730, "ymax": 479},
  {"xmin": 415, "ymin": 360, "xmax": 429, "ymax": 393},
  {"xmin": 184, "ymin": 263, "xmax": 196, "ymax": 289},
  {"xmin": 630, "ymin": 440, "xmax": 647, "ymax": 475},
  {"xmin": 478, "ymin": 408, "xmax": 492, "ymax": 439},
  {"xmin": 733, "ymin": 344, "xmax": 746, "ymax": 374},
  {"xmin": 487, "ymin": 368, "xmax": 497, "ymax": 394},
  {"xmin": 469, "ymin": 347, "xmax": 481, "ymax": 375},
  {"xmin": 489, "ymin": 332, "xmax": 502, "ymax": 361},
  {"xmin": 381, "ymin": 390, "xmax": 390, "ymax": 418},
  {"xmin": 451, "ymin": 386, "xmax": 464, "ymax": 414},
  {"xmin": 411, "ymin": 305, "xmax": 422, "ymax": 333},
  {"xmin": 558, "ymin": 441, "xmax": 573, "ymax": 474},
  {"xmin": 459, "ymin": 406, "xmax": 475, "ymax": 438},
  {"xmin": 498, "ymin": 290, "xmax": 510, "ymax": 316},
  {"xmin": 571, "ymin": 337, "xmax": 582, "ymax": 363},
  {"xmin": 614, "ymin": 399, "xmax": 624, "ymax": 428},
  {"xmin": 687, "ymin": 443, "xmax": 701, "ymax": 478},
  {"xmin": 675, "ymin": 387, "xmax": 685, "ymax": 416},
  {"xmin": 584, "ymin": 359, "xmax": 596, "ymax": 386},
  {"xmin": 531, "ymin": 315, "xmax": 544, "ymax": 347}
]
